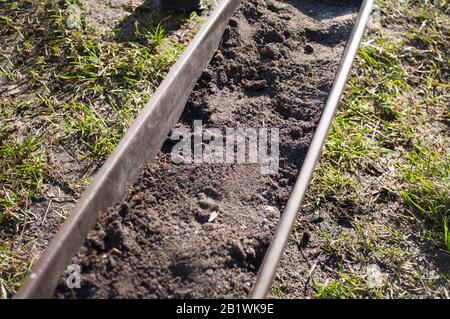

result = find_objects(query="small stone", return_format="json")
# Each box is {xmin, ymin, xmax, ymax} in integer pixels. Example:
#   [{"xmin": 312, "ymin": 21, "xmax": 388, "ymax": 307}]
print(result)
[
  {"xmin": 264, "ymin": 205, "xmax": 279, "ymax": 217},
  {"xmin": 66, "ymin": 4, "xmax": 82, "ymax": 30},
  {"xmin": 366, "ymin": 264, "xmax": 383, "ymax": 289},
  {"xmin": 208, "ymin": 211, "xmax": 219, "ymax": 223},
  {"xmin": 205, "ymin": 269, "xmax": 214, "ymax": 275},
  {"xmin": 110, "ymin": 247, "xmax": 122, "ymax": 255}
]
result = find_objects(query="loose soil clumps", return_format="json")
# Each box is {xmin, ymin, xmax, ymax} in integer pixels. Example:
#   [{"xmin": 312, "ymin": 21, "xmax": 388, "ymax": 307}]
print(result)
[{"xmin": 56, "ymin": 0, "xmax": 360, "ymax": 298}]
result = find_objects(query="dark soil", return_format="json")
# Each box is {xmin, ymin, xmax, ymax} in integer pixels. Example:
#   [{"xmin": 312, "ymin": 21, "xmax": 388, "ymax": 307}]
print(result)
[{"xmin": 56, "ymin": 0, "xmax": 360, "ymax": 299}]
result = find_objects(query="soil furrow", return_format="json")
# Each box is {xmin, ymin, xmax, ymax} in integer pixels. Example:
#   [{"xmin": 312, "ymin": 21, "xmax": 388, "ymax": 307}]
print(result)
[{"xmin": 56, "ymin": 0, "xmax": 360, "ymax": 299}]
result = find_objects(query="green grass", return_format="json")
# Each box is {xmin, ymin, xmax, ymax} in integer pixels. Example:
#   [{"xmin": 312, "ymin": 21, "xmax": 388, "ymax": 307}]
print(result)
[
  {"xmin": 0, "ymin": 0, "xmax": 202, "ymax": 219},
  {"xmin": 303, "ymin": 0, "xmax": 450, "ymax": 298},
  {"xmin": 0, "ymin": 135, "xmax": 44, "ymax": 225},
  {"xmin": 0, "ymin": 242, "xmax": 34, "ymax": 299},
  {"xmin": 313, "ymin": 273, "xmax": 383, "ymax": 299},
  {"xmin": 399, "ymin": 143, "xmax": 449, "ymax": 250}
]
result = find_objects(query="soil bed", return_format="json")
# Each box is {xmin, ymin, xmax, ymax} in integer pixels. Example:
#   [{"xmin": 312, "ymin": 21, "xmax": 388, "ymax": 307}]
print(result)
[{"xmin": 56, "ymin": 0, "xmax": 360, "ymax": 298}]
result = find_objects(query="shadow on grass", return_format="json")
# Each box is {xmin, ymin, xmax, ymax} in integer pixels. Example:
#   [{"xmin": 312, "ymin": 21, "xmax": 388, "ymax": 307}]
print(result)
[{"xmin": 114, "ymin": 0, "xmax": 196, "ymax": 44}]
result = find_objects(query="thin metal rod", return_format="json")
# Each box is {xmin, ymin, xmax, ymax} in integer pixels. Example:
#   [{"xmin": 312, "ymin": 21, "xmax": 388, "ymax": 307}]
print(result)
[{"xmin": 250, "ymin": 0, "xmax": 374, "ymax": 299}]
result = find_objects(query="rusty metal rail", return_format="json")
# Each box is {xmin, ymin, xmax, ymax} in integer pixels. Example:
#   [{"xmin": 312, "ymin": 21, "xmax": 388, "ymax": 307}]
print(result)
[
  {"xmin": 15, "ymin": 0, "xmax": 374, "ymax": 299},
  {"xmin": 15, "ymin": 0, "xmax": 242, "ymax": 299}
]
